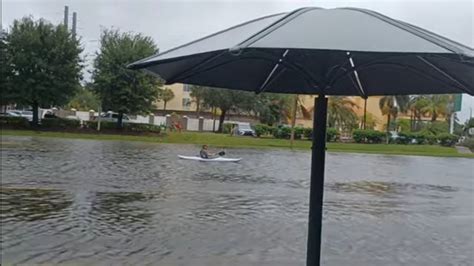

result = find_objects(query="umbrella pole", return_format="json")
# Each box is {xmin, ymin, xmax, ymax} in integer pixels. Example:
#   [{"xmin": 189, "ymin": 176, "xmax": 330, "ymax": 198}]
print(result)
[{"xmin": 306, "ymin": 95, "xmax": 328, "ymax": 266}]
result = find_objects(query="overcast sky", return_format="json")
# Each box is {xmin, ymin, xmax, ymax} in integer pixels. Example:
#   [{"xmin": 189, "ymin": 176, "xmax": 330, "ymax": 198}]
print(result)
[{"xmin": 2, "ymin": 0, "xmax": 474, "ymax": 122}]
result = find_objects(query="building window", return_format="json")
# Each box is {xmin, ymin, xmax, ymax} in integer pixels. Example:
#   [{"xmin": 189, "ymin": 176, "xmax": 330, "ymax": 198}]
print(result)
[
  {"xmin": 182, "ymin": 98, "xmax": 192, "ymax": 109},
  {"xmin": 183, "ymin": 84, "xmax": 192, "ymax": 92}
]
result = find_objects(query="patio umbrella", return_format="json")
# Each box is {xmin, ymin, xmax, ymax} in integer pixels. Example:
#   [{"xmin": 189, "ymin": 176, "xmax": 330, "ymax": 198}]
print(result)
[{"xmin": 129, "ymin": 7, "xmax": 474, "ymax": 266}]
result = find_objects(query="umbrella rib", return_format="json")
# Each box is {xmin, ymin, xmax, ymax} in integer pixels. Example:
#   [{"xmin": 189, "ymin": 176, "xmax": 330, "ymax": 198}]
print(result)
[
  {"xmin": 347, "ymin": 52, "xmax": 367, "ymax": 98},
  {"xmin": 257, "ymin": 49, "xmax": 290, "ymax": 94},
  {"xmin": 128, "ymin": 13, "xmax": 288, "ymax": 68},
  {"xmin": 166, "ymin": 51, "xmax": 228, "ymax": 84},
  {"xmin": 234, "ymin": 7, "xmax": 322, "ymax": 49},
  {"xmin": 417, "ymin": 56, "xmax": 473, "ymax": 95}
]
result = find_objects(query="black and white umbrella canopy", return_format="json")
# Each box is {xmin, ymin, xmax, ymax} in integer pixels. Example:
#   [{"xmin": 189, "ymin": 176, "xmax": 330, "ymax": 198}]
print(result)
[
  {"xmin": 130, "ymin": 7, "xmax": 474, "ymax": 266},
  {"xmin": 130, "ymin": 7, "xmax": 474, "ymax": 97}
]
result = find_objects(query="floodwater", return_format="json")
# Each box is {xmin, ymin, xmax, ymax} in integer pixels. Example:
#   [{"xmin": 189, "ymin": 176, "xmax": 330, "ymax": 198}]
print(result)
[{"xmin": 1, "ymin": 135, "xmax": 473, "ymax": 265}]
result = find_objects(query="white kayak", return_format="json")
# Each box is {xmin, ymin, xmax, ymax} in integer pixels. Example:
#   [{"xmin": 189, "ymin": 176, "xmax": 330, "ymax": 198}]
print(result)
[{"xmin": 178, "ymin": 155, "xmax": 241, "ymax": 162}]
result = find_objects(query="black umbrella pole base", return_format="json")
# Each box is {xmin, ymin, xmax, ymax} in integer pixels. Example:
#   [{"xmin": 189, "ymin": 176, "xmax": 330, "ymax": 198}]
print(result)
[{"xmin": 306, "ymin": 95, "xmax": 328, "ymax": 266}]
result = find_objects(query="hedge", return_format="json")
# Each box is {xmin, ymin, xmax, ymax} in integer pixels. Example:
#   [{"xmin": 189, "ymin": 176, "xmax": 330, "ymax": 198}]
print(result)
[
  {"xmin": 84, "ymin": 121, "xmax": 162, "ymax": 133},
  {"xmin": 41, "ymin": 118, "xmax": 81, "ymax": 129},
  {"xmin": 273, "ymin": 126, "xmax": 292, "ymax": 139},
  {"xmin": 396, "ymin": 131, "xmax": 437, "ymax": 145},
  {"xmin": 437, "ymin": 133, "xmax": 458, "ymax": 147},
  {"xmin": 353, "ymin": 129, "xmax": 385, "ymax": 143},
  {"xmin": 326, "ymin": 128, "xmax": 340, "ymax": 142},
  {"xmin": 0, "ymin": 116, "xmax": 30, "ymax": 129}
]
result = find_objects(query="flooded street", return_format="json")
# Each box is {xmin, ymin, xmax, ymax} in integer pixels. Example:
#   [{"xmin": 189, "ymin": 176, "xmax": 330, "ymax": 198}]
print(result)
[{"xmin": 1, "ymin": 135, "xmax": 473, "ymax": 265}]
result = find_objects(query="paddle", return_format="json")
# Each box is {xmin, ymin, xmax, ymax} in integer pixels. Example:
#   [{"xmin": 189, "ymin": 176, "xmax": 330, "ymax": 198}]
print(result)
[{"xmin": 218, "ymin": 151, "xmax": 226, "ymax": 156}]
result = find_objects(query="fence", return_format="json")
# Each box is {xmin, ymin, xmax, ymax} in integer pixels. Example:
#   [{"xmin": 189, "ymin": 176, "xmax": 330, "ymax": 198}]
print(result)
[{"xmin": 50, "ymin": 110, "xmax": 222, "ymax": 132}]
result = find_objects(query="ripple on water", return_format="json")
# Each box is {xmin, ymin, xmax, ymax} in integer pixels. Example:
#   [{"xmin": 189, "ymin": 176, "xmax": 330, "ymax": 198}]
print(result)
[{"xmin": 1, "ymin": 136, "xmax": 473, "ymax": 265}]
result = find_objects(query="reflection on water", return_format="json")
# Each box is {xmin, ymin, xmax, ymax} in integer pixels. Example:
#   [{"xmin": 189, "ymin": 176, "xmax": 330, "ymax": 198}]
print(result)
[
  {"xmin": 90, "ymin": 192, "xmax": 154, "ymax": 229},
  {"xmin": 1, "ymin": 136, "xmax": 473, "ymax": 265},
  {"xmin": 0, "ymin": 187, "xmax": 72, "ymax": 222}
]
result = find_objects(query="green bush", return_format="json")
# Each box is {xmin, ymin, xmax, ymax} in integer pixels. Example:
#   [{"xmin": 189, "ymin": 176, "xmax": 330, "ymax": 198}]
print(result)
[
  {"xmin": 125, "ymin": 123, "xmax": 162, "ymax": 133},
  {"xmin": 294, "ymin": 127, "xmax": 304, "ymax": 139},
  {"xmin": 426, "ymin": 121, "xmax": 449, "ymax": 135},
  {"xmin": 222, "ymin": 123, "xmax": 233, "ymax": 134},
  {"xmin": 303, "ymin": 128, "xmax": 312, "ymax": 139},
  {"xmin": 326, "ymin": 128, "xmax": 340, "ymax": 142},
  {"xmin": 461, "ymin": 137, "xmax": 474, "ymax": 152},
  {"xmin": 83, "ymin": 121, "xmax": 161, "ymax": 133},
  {"xmin": 83, "ymin": 120, "xmax": 116, "ymax": 130},
  {"xmin": 0, "ymin": 116, "xmax": 30, "ymax": 129},
  {"xmin": 253, "ymin": 124, "xmax": 265, "ymax": 137},
  {"xmin": 396, "ymin": 132, "xmax": 412, "ymax": 144},
  {"xmin": 437, "ymin": 133, "xmax": 458, "ymax": 147},
  {"xmin": 413, "ymin": 132, "xmax": 436, "ymax": 145},
  {"xmin": 273, "ymin": 126, "xmax": 292, "ymax": 139},
  {"xmin": 353, "ymin": 129, "xmax": 385, "ymax": 144},
  {"xmin": 41, "ymin": 118, "xmax": 80, "ymax": 129},
  {"xmin": 397, "ymin": 119, "xmax": 411, "ymax": 132}
]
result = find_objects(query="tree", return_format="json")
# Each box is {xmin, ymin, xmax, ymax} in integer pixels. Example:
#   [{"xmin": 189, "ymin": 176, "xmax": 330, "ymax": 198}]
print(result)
[
  {"xmin": 200, "ymin": 87, "xmax": 255, "ymax": 132},
  {"xmin": 379, "ymin": 95, "xmax": 410, "ymax": 142},
  {"xmin": 159, "ymin": 88, "xmax": 175, "ymax": 111},
  {"xmin": 421, "ymin": 95, "xmax": 449, "ymax": 122},
  {"xmin": 6, "ymin": 17, "xmax": 82, "ymax": 125},
  {"xmin": 189, "ymin": 85, "xmax": 207, "ymax": 116},
  {"xmin": 93, "ymin": 29, "xmax": 161, "ymax": 128},
  {"xmin": 409, "ymin": 95, "xmax": 431, "ymax": 131},
  {"xmin": 66, "ymin": 86, "xmax": 100, "ymax": 111},
  {"xmin": 327, "ymin": 96, "xmax": 358, "ymax": 130},
  {"xmin": 0, "ymin": 29, "xmax": 14, "ymax": 110},
  {"xmin": 254, "ymin": 94, "xmax": 293, "ymax": 125}
]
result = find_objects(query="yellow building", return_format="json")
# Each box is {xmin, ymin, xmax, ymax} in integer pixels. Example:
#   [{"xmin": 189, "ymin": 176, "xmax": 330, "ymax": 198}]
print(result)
[
  {"xmin": 154, "ymin": 83, "xmax": 197, "ymax": 111},
  {"xmin": 296, "ymin": 95, "xmax": 400, "ymax": 131}
]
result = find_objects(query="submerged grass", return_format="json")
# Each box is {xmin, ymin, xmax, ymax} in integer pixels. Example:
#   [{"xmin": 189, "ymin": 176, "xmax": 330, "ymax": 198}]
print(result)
[{"xmin": 1, "ymin": 129, "xmax": 472, "ymax": 158}]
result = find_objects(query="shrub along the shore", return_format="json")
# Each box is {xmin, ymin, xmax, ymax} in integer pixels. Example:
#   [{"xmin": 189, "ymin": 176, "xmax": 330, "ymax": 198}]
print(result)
[
  {"xmin": 1, "ymin": 117, "xmax": 459, "ymax": 147},
  {"xmin": 0, "ymin": 117, "xmax": 162, "ymax": 134},
  {"xmin": 249, "ymin": 123, "xmax": 459, "ymax": 147}
]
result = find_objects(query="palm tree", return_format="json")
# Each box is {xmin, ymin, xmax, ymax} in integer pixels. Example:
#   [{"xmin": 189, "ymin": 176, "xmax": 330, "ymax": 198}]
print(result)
[
  {"xmin": 379, "ymin": 95, "xmax": 410, "ymax": 142},
  {"xmin": 327, "ymin": 96, "xmax": 358, "ymax": 130},
  {"xmin": 160, "ymin": 88, "xmax": 175, "ymax": 111},
  {"xmin": 421, "ymin": 95, "xmax": 449, "ymax": 122},
  {"xmin": 190, "ymin": 85, "xmax": 206, "ymax": 116},
  {"xmin": 409, "ymin": 95, "xmax": 430, "ymax": 130}
]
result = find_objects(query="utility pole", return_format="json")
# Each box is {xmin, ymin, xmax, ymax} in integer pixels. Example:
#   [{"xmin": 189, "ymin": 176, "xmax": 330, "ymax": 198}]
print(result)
[
  {"xmin": 72, "ymin": 12, "xmax": 77, "ymax": 37},
  {"xmin": 64, "ymin": 6, "xmax": 69, "ymax": 29}
]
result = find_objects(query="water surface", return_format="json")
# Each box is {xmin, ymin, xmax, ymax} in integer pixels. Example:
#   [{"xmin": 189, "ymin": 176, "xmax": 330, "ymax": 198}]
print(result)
[{"xmin": 1, "ymin": 136, "xmax": 473, "ymax": 265}]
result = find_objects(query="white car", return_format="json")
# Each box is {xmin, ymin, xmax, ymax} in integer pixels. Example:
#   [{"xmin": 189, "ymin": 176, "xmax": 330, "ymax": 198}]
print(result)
[
  {"xmin": 232, "ymin": 122, "xmax": 256, "ymax": 136},
  {"xmin": 7, "ymin": 110, "xmax": 33, "ymax": 121},
  {"xmin": 99, "ymin": 112, "xmax": 131, "ymax": 122}
]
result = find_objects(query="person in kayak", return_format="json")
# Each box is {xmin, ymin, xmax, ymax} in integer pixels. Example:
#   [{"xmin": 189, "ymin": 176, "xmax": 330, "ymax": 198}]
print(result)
[
  {"xmin": 200, "ymin": 145, "xmax": 214, "ymax": 159},
  {"xmin": 200, "ymin": 145, "xmax": 225, "ymax": 159}
]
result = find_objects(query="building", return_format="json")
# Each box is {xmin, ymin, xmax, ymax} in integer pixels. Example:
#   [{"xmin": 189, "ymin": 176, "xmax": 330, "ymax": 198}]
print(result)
[
  {"xmin": 154, "ymin": 83, "xmax": 196, "ymax": 112},
  {"xmin": 296, "ymin": 95, "xmax": 392, "ymax": 130}
]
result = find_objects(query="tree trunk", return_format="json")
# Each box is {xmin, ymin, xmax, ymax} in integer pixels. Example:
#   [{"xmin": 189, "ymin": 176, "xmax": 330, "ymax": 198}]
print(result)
[
  {"xmin": 290, "ymin": 95, "xmax": 298, "ymax": 148},
  {"xmin": 363, "ymin": 98, "xmax": 367, "ymax": 129},
  {"xmin": 212, "ymin": 107, "xmax": 216, "ymax": 132},
  {"xmin": 163, "ymin": 101, "xmax": 167, "ymax": 111},
  {"xmin": 32, "ymin": 101, "xmax": 39, "ymax": 127},
  {"xmin": 117, "ymin": 112, "xmax": 123, "ymax": 129},
  {"xmin": 386, "ymin": 114, "xmax": 391, "ymax": 144},
  {"xmin": 432, "ymin": 111, "xmax": 437, "ymax": 122},
  {"xmin": 217, "ymin": 109, "xmax": 227, "ymax": 133},
  {"xmin": 196, "ymin": 98, "xmax": 201, "ymax": 117}
]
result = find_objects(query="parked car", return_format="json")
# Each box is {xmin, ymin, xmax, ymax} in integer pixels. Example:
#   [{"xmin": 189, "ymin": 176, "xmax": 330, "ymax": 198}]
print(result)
[
  {"xmin": 232, "ymin": 122, "xmax": 256, "ymax": 136},
  {"xmin": 99, "ymin": 112, "xmax": 131, "ymax": 122},
  {"xmin": 6, "ymin": 110, "xmax": 33, "ymax": 121}
]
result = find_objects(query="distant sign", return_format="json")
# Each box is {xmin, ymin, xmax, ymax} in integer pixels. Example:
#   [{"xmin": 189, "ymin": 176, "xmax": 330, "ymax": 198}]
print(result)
[{"xmin": 453, "ymin": 94, "xmax": 462, "ymax": 112}]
